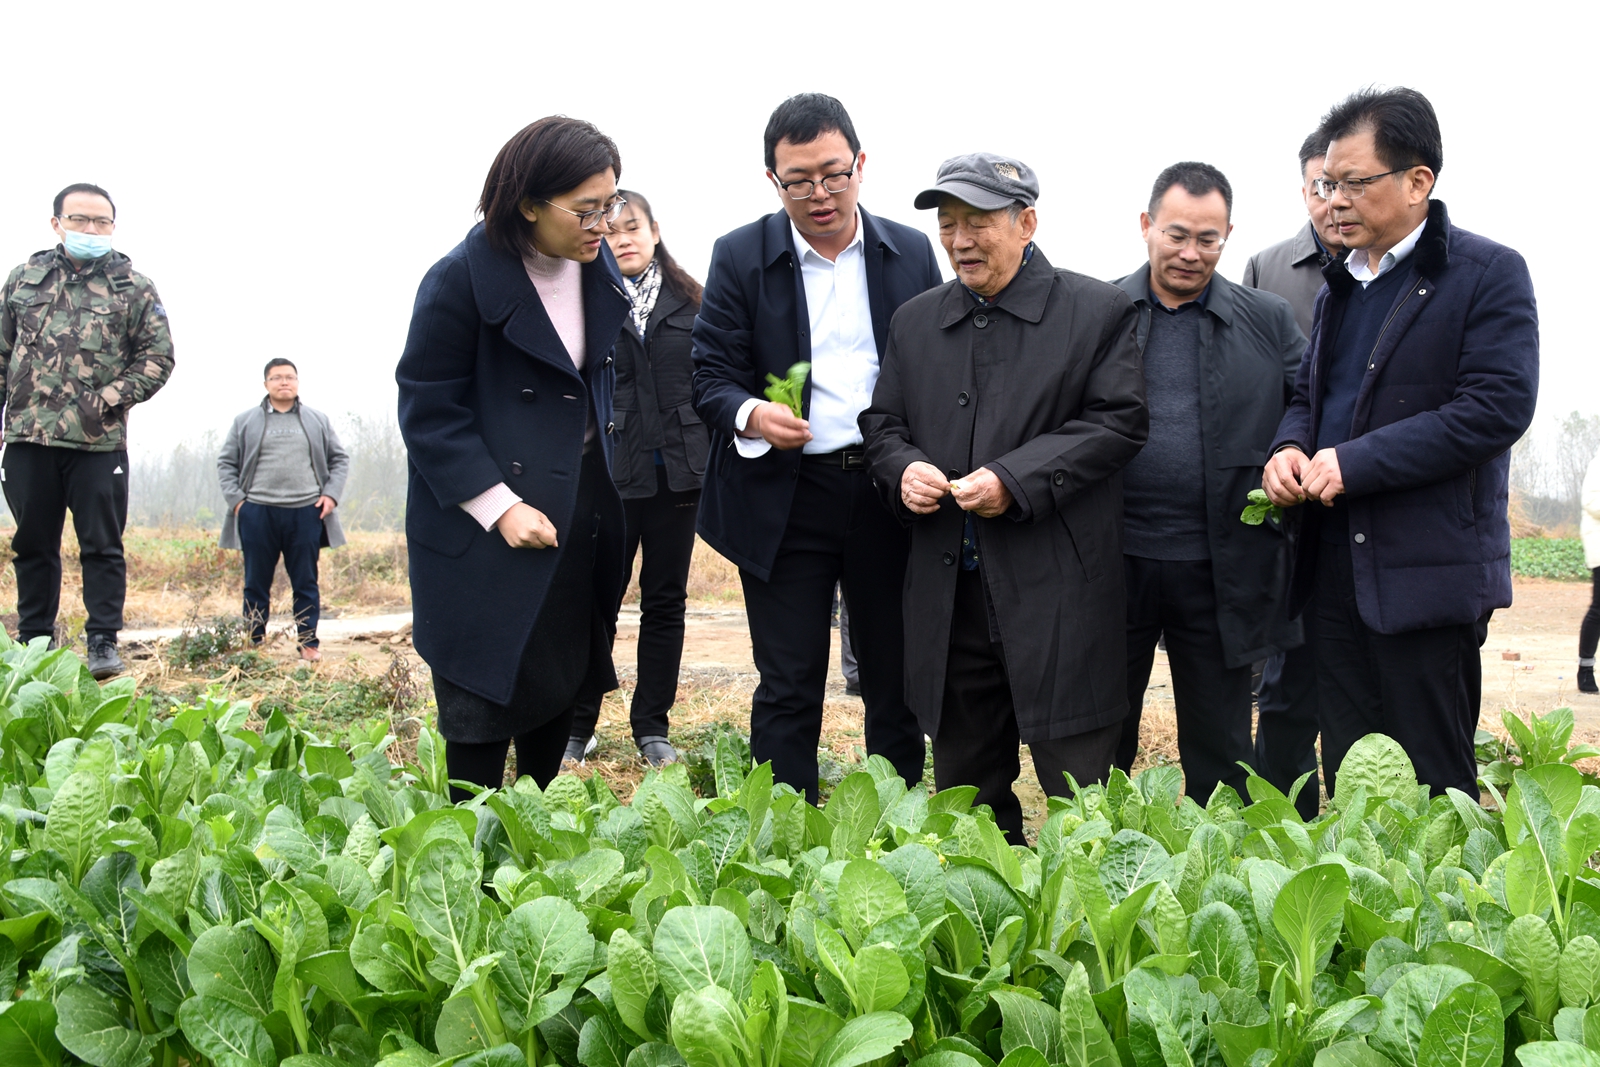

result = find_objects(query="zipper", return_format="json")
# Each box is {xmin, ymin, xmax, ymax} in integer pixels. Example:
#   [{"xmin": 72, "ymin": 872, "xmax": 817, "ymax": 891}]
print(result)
[{"xmin": 1364, "ymin": 283, "xmax": 1420, "ymax": 373}]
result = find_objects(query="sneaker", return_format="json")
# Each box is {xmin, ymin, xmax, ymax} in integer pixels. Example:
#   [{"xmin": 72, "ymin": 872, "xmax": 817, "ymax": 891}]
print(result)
[
  {"xmin": 637, "ymin": 736, "xmax": 678, "ymax": 767},
  {"xmin": 563, "ymin": 734, "xmax": 597, "ymax": 766},
  {"xmin": 1580, "ymin": 666, "xmax": 1598, "ymax": 694},
  {"xmin": 86, "ymin": 634, "xmax": 126, "ymax": 680}
]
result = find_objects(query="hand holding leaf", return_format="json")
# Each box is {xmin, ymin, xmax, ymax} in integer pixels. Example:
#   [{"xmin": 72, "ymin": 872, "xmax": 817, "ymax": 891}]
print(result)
[
  {"xmin": 1241, "ymin": 488, "xmax": 1286, "ymax": 526},
  {"xmin": 764, "ymin": 362, "xmax": 811, "ymax": 417}
]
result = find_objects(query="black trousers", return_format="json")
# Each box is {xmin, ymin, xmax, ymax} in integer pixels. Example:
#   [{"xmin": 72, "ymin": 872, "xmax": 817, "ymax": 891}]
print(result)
[
  {"xmin": 1581, "ymin": 568, "xmax": 1600, "ymax": 661},
  {"xmin": 238, "ymin": 501, "xmax": 323, "ymax": 646},
  {"xmin": 1254, "ymin": 600, "xmax": 1321, "ymax": 820},
  {"xmin": 444, "ymin": 707, "xmax": 576, "ymax": 803},
  {"xmin": 1118, "ymin": 555, "xmax": 1254, "ymax": 805},
  {"xmin": 1315, "ymin": 541, "xmax": 1487, "ymax": 799},
  {"xmin": 933, "ymin": 565, "xmax": 1122, "ymax": 846},
  {"xmin": 2, "ymin": 443, "xmax": 128, "ymax": 640},
  {"xmin": 570, "ymin": 464, "xmax": 700, "ymax": 743},
  {"xmin": 740, "ymin": 457, "xmax": 924, "ymax": 800}
]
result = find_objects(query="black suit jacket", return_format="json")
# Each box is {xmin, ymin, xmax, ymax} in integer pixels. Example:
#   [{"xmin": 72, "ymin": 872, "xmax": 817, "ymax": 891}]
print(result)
[
  {"xmin": 396, "ymin": 223, "xmax": 631, "ymax": 704},
  {"xmin": 691, "ymin": 208, "xmax": 943, "ymax": 579}
]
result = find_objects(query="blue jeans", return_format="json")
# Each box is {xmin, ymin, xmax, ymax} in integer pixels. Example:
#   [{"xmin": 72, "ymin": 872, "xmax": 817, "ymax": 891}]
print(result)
[{"xmin": 238, "ymin": 501, "xmax": 322, "ymax": 646}]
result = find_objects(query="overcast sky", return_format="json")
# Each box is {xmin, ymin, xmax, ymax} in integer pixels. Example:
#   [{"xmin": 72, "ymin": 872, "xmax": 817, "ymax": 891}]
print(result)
[{"xmin": 2, "ymin": 2, "xmax": 1589, "ymax": 463}]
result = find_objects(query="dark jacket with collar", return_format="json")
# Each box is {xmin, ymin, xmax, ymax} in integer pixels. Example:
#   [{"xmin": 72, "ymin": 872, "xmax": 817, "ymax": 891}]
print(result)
[
  {"xmin": 1242, "ymin": 221, "xmax": 1342, "ymax": 340},
  {"xmin": 396, "ymin": 222, "xmax": 631, "ymax": 705},
  {"xmin": 861, "ymin": 248, "xmax": 1147, "ymax": 742},
  {"xmin": 691, "ymin": 208, "xmax": 943, "ymax": 580},
  {"xmin": 612, "ymin": 282, "xmax": 707, "ymax": 497},
  {"xmin": 1270, "ymin": 199, "xmax": 1539, "ymax": 633},
  {"xmin": 216, "ymin": 397, "xmax": 351, "ymax": 550},
  {"xmin": 1112, "ymin": 266, "xmax": 1306, "ymax": 667}
]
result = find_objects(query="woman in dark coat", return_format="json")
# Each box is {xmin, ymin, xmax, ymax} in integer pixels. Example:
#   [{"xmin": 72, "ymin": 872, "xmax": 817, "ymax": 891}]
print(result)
[
  {"xmin": 564, "ymin": 192, "xmax": 707, "ymax": 767},
  {"xmin": 396, "ymin": 117, "xmax": 632, "ymax": 798}
]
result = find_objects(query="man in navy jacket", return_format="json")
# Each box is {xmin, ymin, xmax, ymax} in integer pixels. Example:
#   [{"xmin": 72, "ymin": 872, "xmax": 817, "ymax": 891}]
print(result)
[
  {"xmin": 692, "ymin": 94, "xmax": 943, "ymax": 799},
  {"xmin": 1263, "ymin": 88, "xmax": 1539, "ymax": 800}
]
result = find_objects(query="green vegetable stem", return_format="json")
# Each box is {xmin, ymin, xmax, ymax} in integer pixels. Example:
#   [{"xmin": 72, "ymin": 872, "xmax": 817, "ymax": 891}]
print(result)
[{"xmin": 763, "ymin": 361, "xmax": 811, "ymax": 418}]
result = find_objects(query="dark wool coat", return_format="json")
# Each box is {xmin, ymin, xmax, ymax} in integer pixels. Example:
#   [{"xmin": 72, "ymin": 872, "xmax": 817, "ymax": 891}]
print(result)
[
  {"xmin": 1112, "ymin": 266, "xmax": 1307, "ymax": 668},
  {"xmin": 860, "ymin": 249, "xmax": 1148, "ymax": 742},
  {"xmin": 1271, "ymin": 199, "xmax": 1539, "ymax": 633},
  {"xmin": 396, "ymin": 223, "xmax": 631, "ymax": 705},
  {"xmin": 611, "ymin": 284, "xmax": 708, "ymax": 498},
  {"xmin": 691, "ymin": 208, "xmax": 944, "ymax": 580}
]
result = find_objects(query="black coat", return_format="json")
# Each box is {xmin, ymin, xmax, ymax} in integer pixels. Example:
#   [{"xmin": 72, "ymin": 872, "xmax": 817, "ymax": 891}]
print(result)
[
  {"xmin": 396, "ymin": 223, "xmax": 631, "ymax": 705},
  {"xmin": 691, "ymin": 208, "xmax": 944, "ymax": 580},
  {"xmin": 1112, "ymin": 265, "xmax": 1307, "ymax": 667},
  {"xmin": 612, "ymin": 284, "xmax": 708, "ymax": 498},
  {"xmin": 1272, "ymin": 200, "xmax": 1539, "ymax": 633},
  {"xmin": 860, "ymin": 249, "xmax": 1148, "ymax": 742}
]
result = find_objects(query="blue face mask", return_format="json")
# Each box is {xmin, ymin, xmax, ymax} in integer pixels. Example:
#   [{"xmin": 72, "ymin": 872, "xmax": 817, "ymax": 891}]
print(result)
[{"xmin": 61, "ymin": 230, "xmax": 112, "ymax": 260}]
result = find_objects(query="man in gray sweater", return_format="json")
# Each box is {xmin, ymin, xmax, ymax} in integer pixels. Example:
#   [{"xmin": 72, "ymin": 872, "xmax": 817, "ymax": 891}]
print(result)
[{"xmin": 217, "ymin": 359, "xmax": 349, "ymax": 660}]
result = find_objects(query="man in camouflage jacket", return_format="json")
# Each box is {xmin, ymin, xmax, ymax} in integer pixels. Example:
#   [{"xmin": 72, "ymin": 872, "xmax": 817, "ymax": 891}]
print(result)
[{"xmin": 0, "ymin": 183, "xmax": 174, "ymax": 677}]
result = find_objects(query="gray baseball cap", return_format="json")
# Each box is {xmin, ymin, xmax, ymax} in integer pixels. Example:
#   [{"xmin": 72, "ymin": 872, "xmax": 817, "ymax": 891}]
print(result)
[{"xmin": 914, "ymin": 152, "xmax": 1039, "ymax": 211}]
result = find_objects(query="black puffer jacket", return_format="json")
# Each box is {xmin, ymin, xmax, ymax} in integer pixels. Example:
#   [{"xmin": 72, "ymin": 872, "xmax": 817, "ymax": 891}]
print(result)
[{"xmin": 612, "ymin": 283, "xmax": 707, "ymax": 498}]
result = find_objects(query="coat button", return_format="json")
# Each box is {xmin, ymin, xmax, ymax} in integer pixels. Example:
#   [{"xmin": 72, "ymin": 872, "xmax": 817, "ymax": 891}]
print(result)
[
  {"xmin": 510, "ymin": 462, "xmax": 523, "ymax": 475},
  {"xmin": 606, "ymin": 421, "xmax": 616, "ymax": 435},
  {"xmin": 958, "ymin": 392, "xmax": 970, "ymax": 406},
  {"xmin": 974, "ymin": 314, "xmax": 989, "ymax": 329},
  {"xmin": 1053, "ymin": 470, "xmax": 1065, "ymax": 486},
  {"xmin": 947, "ymin": 469, "xmax": 961, "ymax": 478},
  {"xmin": 604, "ymin": 355, "xmax": 614, "ymax": 366},
  {"xmin": 942, "ymin": 551, "xmax": 956, "ymax": 566},
  {"xmin": 1354, "ymin": 533, "xmax": 1366, "ymax": 544},
  {"xmin": 521, "ymin": 389, "xmax": 535, "ymax": 403}
]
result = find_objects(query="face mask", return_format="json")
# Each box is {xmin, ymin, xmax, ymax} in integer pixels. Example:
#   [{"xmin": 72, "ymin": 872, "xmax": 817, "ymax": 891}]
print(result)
[{"xmin": 61, "ymin": 230, "xmax": 112, "ymax": 260}]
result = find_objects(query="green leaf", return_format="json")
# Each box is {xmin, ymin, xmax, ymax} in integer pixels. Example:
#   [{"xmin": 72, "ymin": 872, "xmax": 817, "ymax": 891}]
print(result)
[
  {"xmin": 1563, "ymin": 934, "xmax": 1600, "ymax": 1009},
  {"xmin": 653, "ymin": 904, "xmax": 755, "ymax": 1003},
  {"xmin": 849, "ymin": 944, "xmax": 910, "ymax": 1014},
  {"xmin": 813, "ymin": 1010, "xmax": 912, "ymax": 1067},
  {"xmin": 826, "ymin": 773, "xmax": 880, "ymax": 859},
  {"xmin": 1100, "ymin": 830, "xmax": 1175, "ymax": 904},
  {"xmin": 178, "ymin": 994, "xmax": 279, "ymax": 1067},
  {"xmin": 1058, "ymin": 962, "xmax": 1120, "ymax": 1067},
  {"xmin": 880, "ymin": 844, "xmax": 946, "ymax": 931},
  {"xmin": 1189, "ymin": 901, "xmax": 1256, "ymax": 991},
  {"xmin": 0, "ymin": 1000, "xmax": 62, "ymax": 1067},
  {"xmin": 54, "ymin": 983, "xmax": 151, "ymax": 1067},
  {"xmin": 781, "ymin": 996, "xmax": 846, "ymax": 1067},
  {"xmin": 609, "ymin": 927, "xmax": 660, "ymax": 1041},
  {"xmin": 1335, "ymin": 734, "xmax": 1418, "ymax": 804},
  {"xmin": 1213, "ymin": 1022, "xmax": 1273, "ymax": 1067},
  {"xmin": 995, "ymin": 1050, "xmax": 1048, "ymax": 1067},
  {"xmin": 835, "ymin": 859, "xmax": 909, "ymax": 950},
  {"xmin": 579, "ymin": 1015, "xmax": 631, "ymax": 1067},
  {"xmin": 406, "ymin": 839, "xmax": 483, "ymax": 986},
  {"xmin": 1316, "ymin": 1041, "xmax": 1397, "ymax": 1067},
  {"xmin": 1506, "ymin": 914, "xmax": 1564, "ymax": 1022},
  {"xmin": 1515, "ymin": 1043, "xmax": 1600, "ymax": 1067},
  {"xmin": 1417, "ymin": 981, "xmax": 1502, "ymax": 1067},
  {"xmin": 488, "ymin": 895, "xmax": 596, "ymax": 1033},
  {"xmin": 945, "ymin": 862, "xmax": 1028, "ymax": 963},
  {"xmin": 1423, "ymin": 941, "xmax": 1522, "ymax": 998},
  {"xmin": 670, "ymin": 984, "xmax": 746, "ymax": 1067},
  {"xmin": 42, "ymin": 769, "xmax": 109, "ymax": 884},
  {"xmin": 1272, "ymin": 862, "xmax": 1350, "ymax": 1001},
  {"xmin": 991, "ymin": 989, "xmax": 1064, "ymax": 1064},
  {"xmin": 188, "ymin": 923, "xmax": 278, "ymax": 1019},
  {"xmin": 1369, "ymin": 964, "xmax": 1473, "ymax": 1067}
]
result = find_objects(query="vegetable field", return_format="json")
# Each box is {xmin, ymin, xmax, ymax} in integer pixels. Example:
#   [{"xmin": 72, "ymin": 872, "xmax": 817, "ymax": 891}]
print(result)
[
  {"xmin": 1510, "ymin": 540, "xmax": 1591, "ymax": 583},
  {"xmin": 5, "ymin": 637, "xmax": 1600, "ymax": 1067}
]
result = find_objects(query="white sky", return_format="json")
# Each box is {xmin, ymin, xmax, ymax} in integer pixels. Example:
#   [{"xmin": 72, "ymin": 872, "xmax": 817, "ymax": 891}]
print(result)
[{"xmin": 2, "ymin": 1, "xmax": 1591, "ymax": 464}]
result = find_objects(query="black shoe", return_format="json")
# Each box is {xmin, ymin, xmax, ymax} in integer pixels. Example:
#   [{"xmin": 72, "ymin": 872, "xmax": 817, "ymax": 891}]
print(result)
[
  {"xmin": 562, "ymin": 735, "xmax": 596, "ymax": 766},
  {"xmin": 86, "ymin": 634, "xmax": 125, "ymax": 680},
  {"xmin": 844, "ymin": 679, "xmax": 861, "ymax": 696},
  {"xmin": 1580, "ymin": 666, "xmax": 1598, "ymax": 694},
  {"xmin": 637, "ymin": 736, "xmax": 678, "ymax": 767}
]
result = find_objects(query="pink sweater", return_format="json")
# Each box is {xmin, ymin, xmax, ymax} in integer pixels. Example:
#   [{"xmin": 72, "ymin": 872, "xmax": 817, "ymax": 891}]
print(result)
[{"xmin": 459, "ymin": 248, "xmax": 589, "ymax": 530}]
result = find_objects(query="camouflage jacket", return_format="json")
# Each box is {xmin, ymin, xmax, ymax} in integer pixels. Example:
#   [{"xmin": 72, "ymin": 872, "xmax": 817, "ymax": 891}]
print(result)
[{"xmin": 0, "ymin": 247, "xmax": 175, "ymax": 451}]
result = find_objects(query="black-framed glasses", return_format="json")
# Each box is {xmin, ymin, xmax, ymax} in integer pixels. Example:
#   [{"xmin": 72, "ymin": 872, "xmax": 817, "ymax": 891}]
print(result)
[
  {"xmin": 1312, "ymin": 167, "xmax": 1416, "ymax": 200},
  {"xmin": 544, "ymin": 197, "xmax": 627, "ymax": 230},
  {"xmin": 1155, "ymin": 226, "xmax": 1226, "ymax": 253},
  {"xmin": 774, "ymin": 168, "xmax": 855, "ymax": 200},
  {"xmin": 58, "ymin": 214, "xmax": 115, "ymax": 232}
]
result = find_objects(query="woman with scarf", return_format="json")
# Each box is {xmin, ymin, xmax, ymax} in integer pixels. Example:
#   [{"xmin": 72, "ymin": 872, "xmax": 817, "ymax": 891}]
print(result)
[{"xmin": 565, "ymin": 192, "xmax": 707, "ymax": 766}]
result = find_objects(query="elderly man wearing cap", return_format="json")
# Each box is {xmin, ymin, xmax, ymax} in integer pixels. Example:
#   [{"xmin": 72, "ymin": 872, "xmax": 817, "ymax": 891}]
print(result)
[{"xmin": 861, "ymin": 153, "xmax": 1147, "ymax": 843}]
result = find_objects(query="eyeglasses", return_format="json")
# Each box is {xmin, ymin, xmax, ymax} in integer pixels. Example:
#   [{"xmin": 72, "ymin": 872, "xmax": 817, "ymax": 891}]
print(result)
[
  {"xmin": 1312, "ymin": 167, "xmax": 1416, "ymax": 200},
  {"xmin": 544, "ymin": 197, "xmax": 627, "ymax": 231},
  {"xmin": 1154, "ymin": 226, "xmax": 1226, "ymax": 254},
  {"xmin": 775, "ymin": 168, "xmax": 855, "ymax": 200},
  {"xmin": 266, "ymin": 374, "xmax": 298, "ymax": 383},
  {"xmin": 58, "ymin": 214, "xmax": 116, "ymax": 232}
]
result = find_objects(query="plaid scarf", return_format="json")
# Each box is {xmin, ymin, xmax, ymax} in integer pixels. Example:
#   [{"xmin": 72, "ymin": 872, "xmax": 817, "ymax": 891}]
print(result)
[{"xmin": 623, "ymin": 259, "xmax": 662, "ymax": 338}]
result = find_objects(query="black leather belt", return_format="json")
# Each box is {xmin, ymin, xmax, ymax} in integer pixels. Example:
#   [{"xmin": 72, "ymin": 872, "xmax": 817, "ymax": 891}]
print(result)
[{"xmin": 802, "ymin": 447, "xmax": 867, "ymax": 470}]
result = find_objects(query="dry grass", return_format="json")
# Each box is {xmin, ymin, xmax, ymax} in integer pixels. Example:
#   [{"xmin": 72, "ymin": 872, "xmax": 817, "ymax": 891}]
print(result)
[{"xmin": 621, "ymin": 537, "xmax": 744, "ymax": 606}]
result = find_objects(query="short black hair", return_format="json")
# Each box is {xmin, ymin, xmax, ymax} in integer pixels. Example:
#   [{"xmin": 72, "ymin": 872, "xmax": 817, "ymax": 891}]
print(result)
[
  {"xmin": 1298, "ymin": 128, "xmax": 1328, "ymax": 181},
  {"xmin": 1319, "ymin": 86, "xmax": 1443, "ymax": 177},
  {"xmin": 264, "ymin": 358, "xmax": 297, "ymax": 379},
  {"xmin": 478, "ymin": 116, "xmax": 622, "ymax": 256},
  {"xmin": 53, "ymin": 183, "xmax": 115, "ymax": 219},
  {"xmin": 763, "ymin": 93, "xmax": 860, "ymax": 172},
  {"xmin": 1148, "ymin": 162, "xmax": 1233, "ymax": 219}
]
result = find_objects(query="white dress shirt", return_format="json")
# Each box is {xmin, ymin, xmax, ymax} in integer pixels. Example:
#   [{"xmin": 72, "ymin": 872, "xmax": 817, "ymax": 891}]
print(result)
[
  {"xmin": 1347, "ymin": 217, "xmax": 1426, "ymax": 288},
  {"xmin": 733, "ymin": 212, "xmax": 880, "ymax": 457}
]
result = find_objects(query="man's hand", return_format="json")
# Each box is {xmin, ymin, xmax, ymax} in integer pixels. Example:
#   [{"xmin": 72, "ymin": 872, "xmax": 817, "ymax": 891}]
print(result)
[
  {"xmin": 1262, "ymin": 447, "xmax": 1309, "ymax": 507},
  {"xmin": 743, "ymin": 401, "xmax": 812, "ymax": 450},
  {"xmin": 901, "ymin": 461, "xmax": 950, "ymax": 515},
  {"xmin": 1302, "ymin": 447, "xmax": 1345, "ymax": 505},
  {"xmin": 495, "ymin": 502, "xmax": 559, "ymax": 549},
  {"xmin": 950, "ymin": 467, "xmax": 1013, "ymax": 518},
  {"xmin": 234, "ymin": 500, "xmax": 244, "ymax": 515},
  {"xmin": 315, "ymin": 495, "xmax": 336, "ymax": 519}
]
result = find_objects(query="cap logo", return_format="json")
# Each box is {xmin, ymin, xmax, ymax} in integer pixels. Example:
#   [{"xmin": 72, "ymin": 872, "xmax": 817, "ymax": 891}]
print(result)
[{"xmin": 994, "ymin": 162, "xmax": 1019, "ymax": 180}]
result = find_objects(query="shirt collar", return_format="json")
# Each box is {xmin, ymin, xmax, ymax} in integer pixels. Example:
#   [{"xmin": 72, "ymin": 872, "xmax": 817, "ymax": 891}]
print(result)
[
  {"xmin": 1347, "ymin": 217, "xmax": 1427, "ymax": 283},
  {"xmin": 790, "ymin": 211, "xmax": 865, "ymax": 265},
  {"xmin": 1148, "ymin": 283, "xmax": 1209, "ymax": 314}
]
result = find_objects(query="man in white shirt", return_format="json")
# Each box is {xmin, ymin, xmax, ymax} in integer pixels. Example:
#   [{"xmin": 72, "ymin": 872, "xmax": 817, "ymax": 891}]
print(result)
[{"xmin": 692, "ymin": 94, "xmax": 944, "ymax": 799}]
